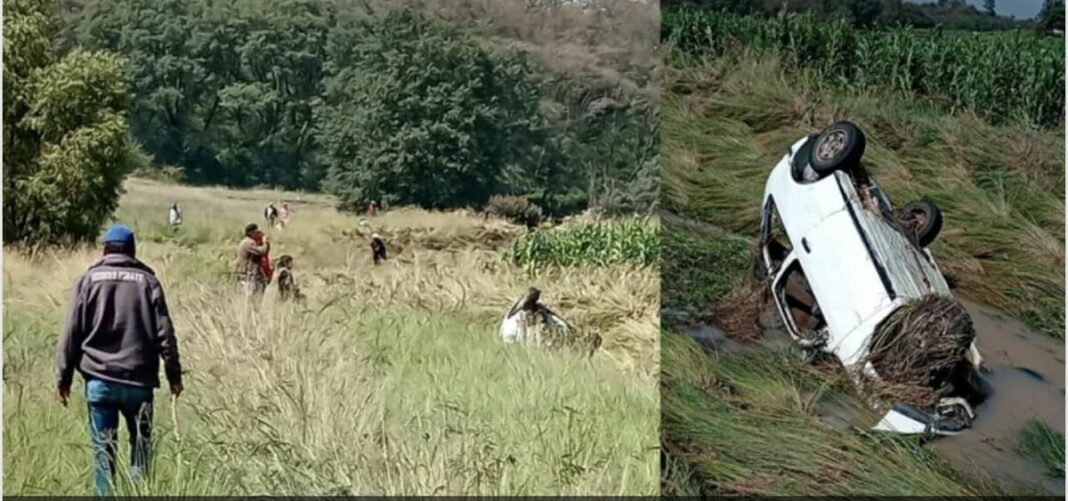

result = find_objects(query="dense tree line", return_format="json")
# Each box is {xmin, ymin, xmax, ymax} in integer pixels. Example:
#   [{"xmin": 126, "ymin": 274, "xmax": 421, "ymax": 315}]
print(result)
[{"xmin": 56, "ymin": 0, "xmax": 657, "ymax": 216}]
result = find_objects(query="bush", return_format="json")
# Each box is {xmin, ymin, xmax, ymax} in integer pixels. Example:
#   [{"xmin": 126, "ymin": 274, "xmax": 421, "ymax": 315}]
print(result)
[
  {"xmin": 132, "ymin": 164, "xmax": 186, "ymax": 184},
  {"xmin": 486, "ymin": 195, "xmax": 543, "ymax": 227},
  {"xmin": 3, "ymin": 0, "xmax": 140, "ymax": 246}
]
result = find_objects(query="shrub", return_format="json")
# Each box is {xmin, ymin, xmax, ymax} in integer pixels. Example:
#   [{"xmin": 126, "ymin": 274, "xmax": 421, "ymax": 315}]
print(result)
[
  {"xmin": 486, "ymin": 195, "xmax": 543, "ymax": 227},
  {"xmin": 132, "ymin": 164, "xmax": 186, "ymax": 184},
  {"xmin": 3, "ymin": 0, "xmax": 140, "ymax": 245}
]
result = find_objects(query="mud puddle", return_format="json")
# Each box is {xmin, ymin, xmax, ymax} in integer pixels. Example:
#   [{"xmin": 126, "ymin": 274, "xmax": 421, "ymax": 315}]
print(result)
[
  {"xmin": 928, "ymin": 299, "xmax": 1065, "ymax": 494},
  {"xmin": 675, "ymin": 323, "xmax": 745, "ymax": 354}
]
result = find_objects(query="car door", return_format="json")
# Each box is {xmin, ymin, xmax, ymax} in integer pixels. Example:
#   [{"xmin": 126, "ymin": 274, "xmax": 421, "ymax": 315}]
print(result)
[{"xmin": 769, "ymin": 252, "xmax": 804, "ymax": 341}]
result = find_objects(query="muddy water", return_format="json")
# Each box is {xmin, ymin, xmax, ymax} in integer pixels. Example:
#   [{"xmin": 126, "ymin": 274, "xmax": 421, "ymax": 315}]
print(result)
[
  {"xmin": 675, "ymin": 298, "xmax": 1065, "ymax": 493},
  {"xmin": 675, "ymin": 323, "xmax": 745, "ymax": 354},
  {"xmin": 929, "ymin": 299, "xmax": 1065, "ymax": 494}
]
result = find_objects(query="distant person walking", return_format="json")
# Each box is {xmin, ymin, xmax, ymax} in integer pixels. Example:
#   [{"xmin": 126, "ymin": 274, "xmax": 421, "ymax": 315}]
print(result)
[
  {"xmin": 278, "ymin": 203, "xmax": 291, "ymax": 228},
  {"xmin": 371, "ymin": 233, "xmax": 388, "ymax": 265},
  {"xmin": 168, "ymin": 203, "xmax": 182, "ymax": 230},
  {"xmin": 367, "ymin": 200, "xmax": 378, "ymax": 217},
  {"xmin": 55, "ymin": 224, "xmax": 183, "ymax": 496},
  {"xmin": 236, "ymin": 223, "xmax": 271, "ymax": 299},
  {"xmin": 264, "ymin": 202, "xmax": 279, "ymax": 228}
]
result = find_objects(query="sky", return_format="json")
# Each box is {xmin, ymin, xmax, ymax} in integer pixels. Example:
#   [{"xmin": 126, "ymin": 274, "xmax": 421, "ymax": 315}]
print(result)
[{"xmin": 905, "ymin": 0, "xmax": 1046, "ymax": 19}]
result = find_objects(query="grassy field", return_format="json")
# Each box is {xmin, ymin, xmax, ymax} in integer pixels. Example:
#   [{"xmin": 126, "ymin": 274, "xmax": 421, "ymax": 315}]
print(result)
[
  {"xmin": 3, "ymin": 179, "xmax": 659, "ymax": 495},
  {"xmin": 659, "ymin": 50, "xmax": 1064, "ymax": 496}
]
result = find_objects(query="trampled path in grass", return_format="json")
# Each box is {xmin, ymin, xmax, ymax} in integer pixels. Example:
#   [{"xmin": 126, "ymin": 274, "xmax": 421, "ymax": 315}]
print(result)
[
  {"xmin": 3, "ymin": 179, "xmax": 659, "ymax": 495},
  {"xmin": 660, "ymin": 53, "xmax": 1064, "ymax": 495}
]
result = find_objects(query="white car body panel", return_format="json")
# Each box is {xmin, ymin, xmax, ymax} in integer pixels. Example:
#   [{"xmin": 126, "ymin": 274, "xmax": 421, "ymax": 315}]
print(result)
[
  {"xmin": 761, "ymin": 135, "xmax": 980, "ymax": 435},
  {"xmin": 873, "ymin": 408, "xmax": 934, "ymax": 435},
  {"xmin": 499, "ymin": 299, "xmax": 572, "ymax": 347}
]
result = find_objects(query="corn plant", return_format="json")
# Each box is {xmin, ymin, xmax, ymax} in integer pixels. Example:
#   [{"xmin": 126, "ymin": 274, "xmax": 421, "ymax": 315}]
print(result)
[
  {"xmin": 507, "ymin": 219, "xmax": 659, "ymax": 270},
  {"xmin": 663, "ymin": 9, "xmax": 1065, "ymax": 128}
]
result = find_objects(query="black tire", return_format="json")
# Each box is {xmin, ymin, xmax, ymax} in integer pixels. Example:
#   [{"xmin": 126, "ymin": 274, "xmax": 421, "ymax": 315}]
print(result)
[
  {"xmin": 810, "ymin": 121, "xmax": 866, "ymax": 176},
  {"xmin": 899, "ymin": 199, "xmax": 943, "ymax": 247}
]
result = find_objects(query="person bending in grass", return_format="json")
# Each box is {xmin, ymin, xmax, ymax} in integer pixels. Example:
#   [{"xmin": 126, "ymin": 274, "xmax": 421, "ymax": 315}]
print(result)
[{"xmin": 55, "ymin": 224, "xmax": 184, "ymax": 496}]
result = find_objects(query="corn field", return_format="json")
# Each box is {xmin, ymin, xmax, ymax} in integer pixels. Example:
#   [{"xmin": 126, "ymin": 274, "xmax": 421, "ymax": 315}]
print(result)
[
  {"xmin": 663, "ymin": 9, "xmax": 1065, "ymax": 128},
  {"xmin": 507, "ymin": 219, "xmax": 659, "ymax": 270}
]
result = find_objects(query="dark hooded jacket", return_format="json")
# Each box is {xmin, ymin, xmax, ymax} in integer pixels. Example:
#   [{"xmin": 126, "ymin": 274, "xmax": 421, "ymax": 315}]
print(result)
[{"xmin": 55, "ymin": 254, "xmax": 182, "ymax": 389}]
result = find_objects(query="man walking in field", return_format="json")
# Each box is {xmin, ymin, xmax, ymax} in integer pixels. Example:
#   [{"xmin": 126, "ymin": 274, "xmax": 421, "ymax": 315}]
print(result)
[
  {"xmin": 55, "ymin": 224, "xmax": 183, "ymax": 496},
  {"xmin": 371, "ymin": 233, "xmax": 388, "ymax": 265},
  {"xmin": 264, "ymin": 202, "xmax": 279, "ymax": 228},
  {"xmin": 236, "ymin": 223, "xmax": 271, "ymax": 299}
]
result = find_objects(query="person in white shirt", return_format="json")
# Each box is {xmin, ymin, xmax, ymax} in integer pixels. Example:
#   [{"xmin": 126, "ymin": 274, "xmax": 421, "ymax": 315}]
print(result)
[{"xmin": 168, "ymin": 203, "xmax": 182, "ymax": 229}]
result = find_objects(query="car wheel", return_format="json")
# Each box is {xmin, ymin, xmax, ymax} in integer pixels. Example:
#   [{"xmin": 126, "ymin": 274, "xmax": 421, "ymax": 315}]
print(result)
[
  {"xmin": 810, "ymin": 121, "xmax": 866, "ymax": 176},
  {"xmin": 898, "ymin": 199, "xmax": 943, "ymax": 247}
]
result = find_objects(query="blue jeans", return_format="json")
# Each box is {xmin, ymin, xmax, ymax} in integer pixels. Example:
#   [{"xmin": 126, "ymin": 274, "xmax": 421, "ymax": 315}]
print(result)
[{"xmin": 85, "ymin": 378, "xmax": 154, "ymax": 496}]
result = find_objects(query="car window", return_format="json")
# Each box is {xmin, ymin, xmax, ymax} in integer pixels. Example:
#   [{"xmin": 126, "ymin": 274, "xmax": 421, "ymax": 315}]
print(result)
[
  {"xmin": 773, "ymin": 260, "xmax": 826, "ymax": 336},
  {"xmin": 762, "ymin": 198, "xmax": 791, "ymax": 272}
]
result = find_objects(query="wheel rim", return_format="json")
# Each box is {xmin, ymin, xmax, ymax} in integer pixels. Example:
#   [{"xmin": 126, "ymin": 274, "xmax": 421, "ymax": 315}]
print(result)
[
  {"xmin": 901, "ymin": 207, "xmax": 927, "ymax": 233},
  {"xmin": 815, "ymin": 129, "xmax": 847, "ymax": 163}
]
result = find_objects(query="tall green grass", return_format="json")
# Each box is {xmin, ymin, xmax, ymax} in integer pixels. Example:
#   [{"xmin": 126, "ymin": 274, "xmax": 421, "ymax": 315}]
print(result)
[
  {"xmin": 661, "ymin": 334, "xmax": 1014, "ymax": 495},
  {"xmin": 507, "ymin": 219, "xmax": 659, "ymax": 270},
  {"xmin": 660, "ymin": 216, "xmax": 751, "ymax": 317},
  {"xmin": 663, "ymin": 9, "xmax": 1065, "ymax": 128},
  {"xmin": 3, "ymin": 180, "xmax": 659, "ymax": 495},
  {"xmin": 1017, "ymin": 421, "xmax": 1066, "ymax": 478}
]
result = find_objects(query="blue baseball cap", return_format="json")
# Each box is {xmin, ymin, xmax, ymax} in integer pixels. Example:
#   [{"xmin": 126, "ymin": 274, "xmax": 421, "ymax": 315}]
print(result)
[{"xmin": 103, "ymin": 224, "xmax": 135, "ymax": 245}]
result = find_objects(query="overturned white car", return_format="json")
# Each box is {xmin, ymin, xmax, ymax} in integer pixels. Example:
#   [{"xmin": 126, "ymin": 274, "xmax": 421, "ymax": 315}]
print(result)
[{"xmin": 759, "ymin": 121, "xmax": 985, "ymax": 436}]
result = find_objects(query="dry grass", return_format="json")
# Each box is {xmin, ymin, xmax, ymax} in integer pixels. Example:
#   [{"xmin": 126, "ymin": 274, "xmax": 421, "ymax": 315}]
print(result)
[{"xmin": 3, "ymin": 178, "xmax": 659, "ymax": 495}]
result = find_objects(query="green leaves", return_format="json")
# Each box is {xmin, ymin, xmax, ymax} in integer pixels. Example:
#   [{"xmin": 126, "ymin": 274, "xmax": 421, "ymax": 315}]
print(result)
[
  {"xmin": 24, "ymin": 50, "xmax": 129, "ymax": 141},
  {"xmin": 507, "ymin": 219, "xmax": 659, "ymax": 271},
  {"xmin": 318, "ymin": 9, "xmax": 544, "ymax": 211},
  {"xmin": 62, "ymin": 1, "xmax": 658, "ymax": 216},
  {"xmin": 663, "ymin": 9, "xmax": 1065, "ymax": 128},
  {"xmin": 3, "ymin": 0, "xmax": 141, "ymax": 246}
]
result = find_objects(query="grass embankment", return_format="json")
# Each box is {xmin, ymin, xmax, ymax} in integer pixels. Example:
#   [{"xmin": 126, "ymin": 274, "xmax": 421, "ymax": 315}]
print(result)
[
  {"xmin": 1018, "ymin": 421, "xmax": 1066, "ymax": 478},
  {"xmin": 660, "ymin": 49, "xmax": 1064, "ymax": 495},
  {"xmin": 3, "ymin": 179, "xmax": 659, "ymax": 495},
  {"xmin": 661, "ymin": 336, "xmax": 1011, "ymax": 496}
]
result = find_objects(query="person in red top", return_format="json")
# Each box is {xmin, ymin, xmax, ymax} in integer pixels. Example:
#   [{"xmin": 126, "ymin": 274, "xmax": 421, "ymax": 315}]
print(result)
[
  {"xmin": 236, "ymin": 224, "xmax": 271, "ymax": 300},
  {"xmin": 253, "ymin": 232, "xmax": 273, "ymax": 282}
]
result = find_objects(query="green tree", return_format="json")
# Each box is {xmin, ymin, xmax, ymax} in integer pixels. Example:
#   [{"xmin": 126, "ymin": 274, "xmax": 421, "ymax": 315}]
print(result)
[
  {"xmin": 3, "ymin": 0, "xmax": 142, "ymax": 245},
  {"xmin": 849, "ymin": 0, "xmax": 882, "ymax": 26},
  {"xmin": 1037, "ymin": 0, "xmax": 1065, "ymax": 33},
  {"xmin": 983, "ymin": 0, "xmax": 996, "ymax": 16},
  {"xmin": 74, "ymin": 0, "xmax": 334, "ymax": 189},
  {"xmin": 317, "ymin": 9, "xmax": 545, "ymax": 211}
]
